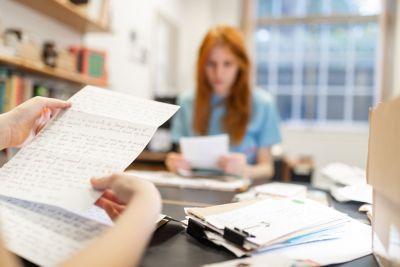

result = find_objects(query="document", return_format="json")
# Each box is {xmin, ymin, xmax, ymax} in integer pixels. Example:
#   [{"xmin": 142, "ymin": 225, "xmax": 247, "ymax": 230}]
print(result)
[
  {"xmin": 180, "ymin": 134, "xmax": 228, "ymax": 169},
  {"xmin": 127, "ymin": 170, "xmax": 249, "ymax": 191},
  {"xmin": 321, "ymin": 162, "xmax": 366, "ymax": 186},
  {"xmin": 0, "ymin": 196, "xmax": 108, "ymax": 267},
  {"xmin": 202, "ymin": 219, "xmax": 371, "ymax": 266},
  {"xmin": 0, "ymin": 196, "xmax": 168, "ymax": 267},
  {"xmin": 331, "ymin": 183, "xmax": 373, "ymax": 204},
  {"xmin": 204, "ymin": 198, "xmax": 348, "ymax": 246},
  {"xmin": 254, "ymin": 182, "xmax": 307, "ymax": 198},
  {"xmin": 0, "ymin": 86, "xmax": 179, "ymax": 213}
]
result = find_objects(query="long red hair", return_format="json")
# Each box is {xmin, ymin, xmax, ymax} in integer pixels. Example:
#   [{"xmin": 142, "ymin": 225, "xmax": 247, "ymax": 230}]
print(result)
[{"xmin": 193, "ymin": 25, "xmax": 251, "ymax": 145}]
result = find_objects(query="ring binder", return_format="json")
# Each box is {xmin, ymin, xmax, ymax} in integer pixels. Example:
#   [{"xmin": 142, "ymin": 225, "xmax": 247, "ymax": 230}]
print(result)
[
  {"xmin": 187, "ymin": 218, "xmax": 208, "ymax": 240},
  {"xmin": 223, "ymin": 227, "xmax": 248, "ymax": 247}
]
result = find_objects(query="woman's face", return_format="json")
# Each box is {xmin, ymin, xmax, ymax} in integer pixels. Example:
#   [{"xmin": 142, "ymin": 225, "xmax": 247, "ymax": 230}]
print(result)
[{"xmin": 205, "ymin": 45, "xmax": 239, "ymax": 97}]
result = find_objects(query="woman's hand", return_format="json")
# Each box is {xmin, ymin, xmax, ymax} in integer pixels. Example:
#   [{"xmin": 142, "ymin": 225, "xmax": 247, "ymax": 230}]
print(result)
[
  {"xmin": 91, "ymin": 173, "xmax": 161, "ymax": 221},
  {"xmin": 218, "ymin": 153, "xmax": 247, "ymax": 176},
  {"xmin": 0, "ymin": 96, "xmax": 71, "ymax": 149},
  {"xmin": 165, "ymin": 152, "xmax": 191, "ymax": 173}
]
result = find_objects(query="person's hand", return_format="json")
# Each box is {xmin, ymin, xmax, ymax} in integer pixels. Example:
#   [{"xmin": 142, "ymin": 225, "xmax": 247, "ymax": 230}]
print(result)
[
  {"xmin": 2, "ymin": 96, "xmax": 71, "ymax": 148},
  {"xmin": 91, "ymin": 173, "xmax": 161, "ymax": 221},
  {"xmin": 218, "ymin": 153, "xmax": 247, "ymax": 176},
  {"xmin": 165, "ymin": 152, "xmax": 191, "ymax": 173}
]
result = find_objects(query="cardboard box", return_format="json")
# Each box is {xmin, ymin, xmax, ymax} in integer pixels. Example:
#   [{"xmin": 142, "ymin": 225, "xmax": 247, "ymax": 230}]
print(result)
[{"xmin": 367, "ymin": 96, "xmax": 400, "ymax": 266}]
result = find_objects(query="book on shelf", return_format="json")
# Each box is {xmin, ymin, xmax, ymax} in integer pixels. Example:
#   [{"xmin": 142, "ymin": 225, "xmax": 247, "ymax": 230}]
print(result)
[{"xmin": 0, "ymin": 67, "xmax": 76, "ymax": 114}]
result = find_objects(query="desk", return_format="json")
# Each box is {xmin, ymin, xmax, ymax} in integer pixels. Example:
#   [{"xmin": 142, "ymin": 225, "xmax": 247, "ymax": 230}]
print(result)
[
  {"xmin": 20, "ymin": 185, "xmax": 377, "ymax": 267},
  {"xmin": 141, "ymin": 186, "xmax": 378, "ymax": 267}
]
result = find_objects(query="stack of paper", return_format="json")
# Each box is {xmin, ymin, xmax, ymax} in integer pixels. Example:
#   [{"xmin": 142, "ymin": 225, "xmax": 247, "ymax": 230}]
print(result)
[
  {"xmin": 185, "ymin": 198, "xmax": 370, "ymax": 260},
  {"xmin": 203, "ymin": 217, "xmax": 372, "ymax": 266},
  {"xmin": 127, "ymin": 170, "xmax": 250, "ymax": 192},
  {"xmin": 233, "ymin": 182, "xmax": 307, "ymax": 202},
  {"xmin": 0, "ymin": 86, "xmax": 179, "ymax": 266},
  {"xmin": 321, "ymin": 162, "xmax": 372, "ymax": 204}
]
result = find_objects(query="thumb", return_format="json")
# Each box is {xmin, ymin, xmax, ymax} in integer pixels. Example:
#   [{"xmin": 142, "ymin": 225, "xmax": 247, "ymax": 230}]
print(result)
[{"xmin": 91, "ymin": 175, "xmax": 115, "ymax": 190}]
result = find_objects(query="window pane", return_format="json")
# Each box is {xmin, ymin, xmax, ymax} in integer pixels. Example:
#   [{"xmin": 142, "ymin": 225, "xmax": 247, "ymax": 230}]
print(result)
[
  {"xmin": 305, "ymin": 0, "xmax": 324, "ymax": 15},
  {"xmin": 301, "ymin": 94, "xmax": 318, "ymax": 120},
  {"xmin": 281, "ymin": 0, "xmax": 298, "ymax": 16},
  {"xmin": 353, "ymin": 23, "xmax": 378, "ymax": 59},
  {"xmin": 353, "ymin": 95, "xmax": 373, "ymax": 121},
  {"xmin": 277, "ymin": 94, "xmax": 292, "ymax": 120},
  {"xmin": 256, "ymin": 0, "xmax": 273, "ymax": 17},
  {"xmin": 255, "ymin": 0, "xmax": 379, "ymax": 125},
  {"xmin": 304, "ymin": 25, "xmax": 321, "ymax": 59},
  {"xmin": 278, "ymin": 26, "xmax": 296, "ymax": 60},
  {"xmin": 329, "ymin": 25, "xmax": 349, "ymax": 59},
  {"xmin": 257, "ymin": 64, "xmax": 269, "ymax": 85},
  {"xmin": 354, "ymin": 61, "xmax": 374, "ymax": 87},
  {"xmin": 278, "ymin": 64, "xmax": 294, "ymax": 85},
  {"xmin": 303, "ymin": 64, "xmax": 319, "ymax": 85},
  {"xmin": 328, "ymin": 65, "xmax": 346, "ymax": 86},
  {"xmin": 327, "ymin": 95, "xmax": 345, "ymax": 120},
  {"xmin": 329, "ymin": 0, "xmax": 380, "ymax": 15},
  {"xmin": 257, "ymin": 0, "xmax": 380, "ymax": 17}
]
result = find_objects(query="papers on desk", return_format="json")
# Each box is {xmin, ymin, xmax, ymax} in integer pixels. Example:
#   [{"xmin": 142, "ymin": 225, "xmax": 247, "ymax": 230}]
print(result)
[
  {"xmin": 233, "ymin": 182, "xmax": 307, "ymax": 202},
  {"xmin": 126, "ymin": 170, "xmax": 250, "ymax": 192},
  {"xmin": 321, "ymin": 162, "xmax": 366, "ymax": 186},
  {"xmin": 321, "ymin": 162, "xmax": 372, "ymax": 204},
  {"xmin": 180, "ymin": 134, "xmax": 228, "ymax": 169},
  {"xmin": 185, "ymin": 197, "xmax": 372, "ymax": 265},
  {"xmin": 331, "ymin": 183, "xmax": 373, "ymax": 204},
  {"xmin": 203, "ymin": 219, "xmax": 371, "ymax": 266},
  {"xmin": 0, "ymin": 86, "xmax": 178, "ymax": 266},
  {"xmin": 0, "ymin": 86, "xmax": 179, "ymax": 213}
]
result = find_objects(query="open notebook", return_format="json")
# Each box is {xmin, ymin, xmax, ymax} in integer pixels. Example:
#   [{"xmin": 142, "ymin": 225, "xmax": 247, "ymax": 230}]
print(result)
[{"xmin": 0, "ymin": 86, "xmax": 179, "ymax": 266}]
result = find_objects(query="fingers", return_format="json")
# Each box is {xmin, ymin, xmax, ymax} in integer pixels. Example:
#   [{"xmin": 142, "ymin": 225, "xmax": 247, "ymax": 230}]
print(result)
[
  {"xmin": 34, "ymin": 96, "xmax": 72, "ymax": 110},
  {"xmin": 102, "ymin": 189, "xmax": 125, "ymax": 205},
  {"xmin": 95, "ymin": 197, "xmax": 125, "ymax": 220},
  {"xmin": 166, "ymin": 152, "xmax": 190, "ymax": 172},
  {"xmin": 218, "ymin": 153, "xmax": 247, "ymax": 175},
  {"xmin": 91, "ymin": 175, "xmax": 116, "ymax": 190}
]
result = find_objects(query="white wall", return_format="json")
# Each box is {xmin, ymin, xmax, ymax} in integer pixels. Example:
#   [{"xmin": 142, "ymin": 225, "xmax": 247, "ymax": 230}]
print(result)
[
  {"xmin": 391, "ymin": 0, "xmax": 400, "ymax": 96},
  {"xmin": 0, "ymin": 0, "xmax": 81, "ymax": 52},
  {"xmin": 281, "ymin": 127, "xmax": 369, "ymax": 187},
  {"xmin": 85, "ymin": 0, "xmax": 183, "ymax": 98},
  {"xmin": 177, "ymin": 0, "xmax": 241, "ymax": 92}
]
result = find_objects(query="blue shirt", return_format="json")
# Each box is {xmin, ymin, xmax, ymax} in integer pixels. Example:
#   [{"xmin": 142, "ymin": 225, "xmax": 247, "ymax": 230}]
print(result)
[{"xmin": 171, "ymin": 89, "xmax": 282, "ymax": 164}]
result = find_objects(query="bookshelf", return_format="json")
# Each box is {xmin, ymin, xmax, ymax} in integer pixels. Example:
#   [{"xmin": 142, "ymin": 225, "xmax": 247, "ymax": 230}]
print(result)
[
  {"xmin": 0, "ymin": 54, "xmax": 107, "ymax": 87},
  {"xmin": 14, "ymin": 0, "xmax": 110, "ymax": 34}
]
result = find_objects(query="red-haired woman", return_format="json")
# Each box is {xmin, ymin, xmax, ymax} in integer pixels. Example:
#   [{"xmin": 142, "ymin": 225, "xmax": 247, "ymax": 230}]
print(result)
[{"xmin": 166, "ymin": 25, "xmax": 281, "ymax": 180}]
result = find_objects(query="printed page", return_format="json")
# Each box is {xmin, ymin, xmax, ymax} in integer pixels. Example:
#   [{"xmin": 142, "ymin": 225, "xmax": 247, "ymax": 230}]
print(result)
[
  {"xmin": 0, "ymin": 195, "xmax": 169, "ymax": 266},
  {"xmin": 0, "ymin": 196, "xmax": 109, "ymax": 267},
  {"xmin": 69, "ymin": 86, "xmax": 178, "ymax": 127},
  {"xmin": 204, "ymin": 198, "xmax": 348, "ymax": 246},
  {"xmin": 0, "ymin": 86, "xmax": 179, "ymax": 212},
  {"xmin": 127, "ymin": 170, "xmax": 249, "ymax": 191},
  {"xmin": 180, "ymin": 134, "xmax": 228, "ymax": 169}
]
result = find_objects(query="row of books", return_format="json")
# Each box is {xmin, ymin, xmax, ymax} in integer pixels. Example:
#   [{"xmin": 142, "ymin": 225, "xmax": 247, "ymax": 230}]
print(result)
[{"xmin": 0, "ymin": 67, "xmax": 74, "ymax": 113}]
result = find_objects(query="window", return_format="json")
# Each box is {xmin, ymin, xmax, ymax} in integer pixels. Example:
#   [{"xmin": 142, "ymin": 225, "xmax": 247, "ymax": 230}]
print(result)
[{"xmin": 254, "ymin": 0, "xmax": 380, "ymax": 124}]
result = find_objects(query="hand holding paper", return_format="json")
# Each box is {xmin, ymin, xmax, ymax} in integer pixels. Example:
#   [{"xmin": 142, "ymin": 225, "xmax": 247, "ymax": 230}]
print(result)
[
  {"xmin": 180, "ymin": 134, "xmax": 229, "ymax": 170},
  {"xmin": 0, "ymin": 86, "xmax": 179, "ymax": 213}
]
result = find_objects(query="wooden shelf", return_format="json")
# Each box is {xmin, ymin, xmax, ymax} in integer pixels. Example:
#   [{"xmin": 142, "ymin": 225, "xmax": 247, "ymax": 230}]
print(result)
[
  {"xmin": 15, "ymin": 0, "xmax": 110, "ymax": 33},
  {"xmin": 0, "ymin": 54, "xmax": 107, "ymax": 87}
]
